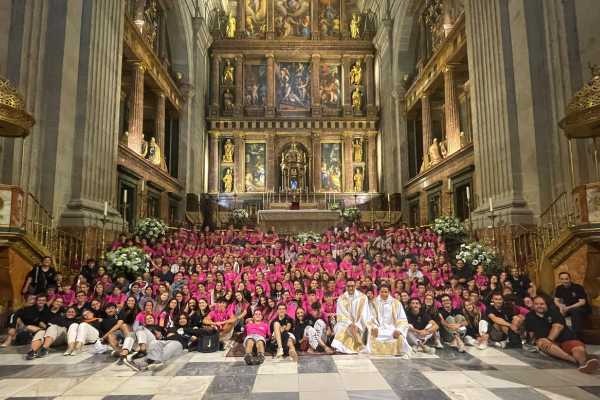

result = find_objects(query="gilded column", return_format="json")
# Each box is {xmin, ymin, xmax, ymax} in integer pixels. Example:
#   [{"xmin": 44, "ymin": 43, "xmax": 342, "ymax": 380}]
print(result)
[
  {"xmin": 266, "ymin": 54, "xmax": 275, "ymax": 116},
  {"xmin": 312, "ymin": 132, "xmax": 322, "ymax": 192},
  {"xmin": 209, "ymin": 132, "xmax": 221, "ymax": 192},
  {"xmin": 233, "ymin": 131, "xmax": 245, "ymax": 192},
  {"xmin": 366, "ymin": 131, "xmax": 378, "ymax": 192},
  {"xmin": 365, "ymin": 55, "xmax": 375, "ymax": 106},
  {"xmin": 128, "ymin": 61, "xmax": 146, "ymax": 154},
  {"xmin": 154, "ymin": 91, "xmax": 166, "ymax": 151},
  {"xmin": 266, "ymin": 132, "xmax": 275, "ymax": 192},
  {"xmin": 421, "ymin": 93, "xmax": 433, "ymax": 163},
  {"xmin": 311, "ymin": 54, "xmax": 320, "ymax": 106},
  {"xmin": 343, "ymin": 132, "xmax": 354, "ymax": 192},
  {"xmin": 211, "ymin": 54, "xmax": 221, "ymax": 106},
  {"xmin": 443, "ymin": 64, "xmax": 461, "ymax": 154}
]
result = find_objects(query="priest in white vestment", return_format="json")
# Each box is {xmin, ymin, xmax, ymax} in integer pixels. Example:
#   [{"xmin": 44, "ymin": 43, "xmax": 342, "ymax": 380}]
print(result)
[
  {"xmin": 331, "ymin": 278, "xmax": 371, "ymax": 353},
  {"xmin": 360, "ymin": 284, "xmax": 413, "ymax": 358}
]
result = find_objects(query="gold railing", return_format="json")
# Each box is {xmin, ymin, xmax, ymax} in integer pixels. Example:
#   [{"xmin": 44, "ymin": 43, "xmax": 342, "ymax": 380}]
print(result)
[{"xmin": 22, "ymin": 193, "xmax": 84, "ymax": 275}]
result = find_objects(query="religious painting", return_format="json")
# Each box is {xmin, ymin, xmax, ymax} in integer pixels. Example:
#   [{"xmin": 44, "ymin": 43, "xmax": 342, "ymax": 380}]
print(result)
[
  {"xmin": 244, "ymin": 65, "xmax": 268, "ymax": 107},
  {"xmin": 274, "ymin": 0, "xmax": 311, "ymax": 38},
  {"xmin": 321, "ymin": 142, "xmax": 343, "ymax": 192},
  {"xmin": 246, "ymin": 0, "xmax": 267, "ymax": 38},
  {"xmin": 318, "ymin": 0, "xmax": 341, "ymax": 38},
  {"xmin": 319, "ymin": 64, "xmax": 341, "ymax": 109},
  {"xmin": 221, "ymin": 137, "xmax": 235, "ymax": 163},
  {"xmin": 245, "ymin": 142, "xmax": 266, "ymax": 192},
  {"xmin": 276, "ymin": 62, "xmax": 311, "ymax": 111},
  {"xmin": 221, "ymin": 166, "xmax": 234, "ymax": 193}
]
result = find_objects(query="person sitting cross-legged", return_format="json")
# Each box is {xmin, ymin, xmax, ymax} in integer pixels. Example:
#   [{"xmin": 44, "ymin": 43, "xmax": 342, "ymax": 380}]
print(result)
[
  {"xmin": 406, "ymin": 297, "xmax": 438, "ymax": 354},
  {"xmin": 203, "ymin": 296, "xmax": 236, "ymax": 349},
  {"xmin": 243, "ymin": 309, "xmax": 271, "ymax": 365},
  {"xmin": 270, "ymin": 302, "xmax": 297, "ymax": 361},
  {"xmin": 485, "ymin": 292, "xmax": 524, "ymax": 349},
  {"xmin": 525, "ymin": 296, "xmax": 599, "ymax": 374},
  {"xmin": 2, "ymin": 294, "xmax": 47, "ymax": 347}
]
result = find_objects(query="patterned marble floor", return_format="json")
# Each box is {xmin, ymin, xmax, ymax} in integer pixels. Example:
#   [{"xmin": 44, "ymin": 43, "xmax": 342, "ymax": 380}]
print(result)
[{"xmin": 0, "ymin": 342, "xmax": 599, "ymax": 400}]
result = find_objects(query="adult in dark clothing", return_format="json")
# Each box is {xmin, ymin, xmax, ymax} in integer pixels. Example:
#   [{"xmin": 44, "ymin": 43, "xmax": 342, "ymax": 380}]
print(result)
[
  {"xmin": 74, "ymin": 291, "xmax": 92, "ymax": 316},
  {"xmin": 156, "ymin": 263, "xmax": 175, "ymax": 284},
  {"xmin": 270, "ymin": 303, "xmax": 297, "ymax": 361},
  {"xmin": 554, "ymin": 272, "xmax": 588, "ymax": 339},
  {"xmin": 507, "ymin": 266, "xmax": 536, "ymax": 299},
  {"xmin": 452, "ymin": 259, "xmax": 472, "ymax": 287},
  {"xmin": 525, "ymin": 296, "xmax": 598, "ymax": 374},
  {"xmin": 2, "ymin": 294, "xmax": 47, "ymax": 347},
  {"xmin": 27, "ymin": 305, "xmax": 79, "ymax": 360},
  {"xmin": 406, "ymin": 297, "xmax": 438, "ymax": 354},
  {"xmin": 336, "ymin": 216, "xmax": 348, "ymax": 233},
  {"xmin": 21, "ymin": 256, "xmax": 56, "ymax": 298},
  {"xmin": 485, "ymin": 292, "xmax": 523, "ymax": 349},
  {"xmin": 80, "ymin": 258, "xmax": 98, "ymax": 283}
]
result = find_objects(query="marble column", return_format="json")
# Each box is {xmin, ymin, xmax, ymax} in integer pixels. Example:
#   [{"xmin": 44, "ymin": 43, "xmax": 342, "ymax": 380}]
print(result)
[
  {"xmin": 367, "ymin": 131, "xmax": 378, "ymax": 192},
  {"xmin": 155, "ymin": 91, "xmax": 166, "ymax": 151},
  {"xmin": 134, "ymin": 0, "xmax": 144, "ymax": 29},
  {"xmin": 443, "ymin": 64, "xmax": 461, "ymax": 154},
  {"xmin": 311, "ymin": 54, "xmax": 320, "ymax": 106},
  {"xmin": 266, "ymin": 132, "xmax": 275, "ymax": 192},
  {"xmin": 211, "ymin": 54, "xmax": 221, "ymax": 106},
  {"xmin": 209, "ymin": 132, "xmax": 221, "ymax": 192},
  {"xmin": 233, "ymin": 131, "xmax": 245, "ymax": 192},
  {"xmin": 343, "ymin": 132, "xmax": 354, "ymax": 192},
  {"xmin": 365, "ymin": 55, "xmax": 375, "ymax": 106},
  {"xmin": 419, "ymin": 16, "xmax": 428, "ymax": 66},
  {"xmin": 266, "ymin": 0, "xmax": 275, "ymax": 40},
  {"xmin": 342, "ymin": 55, "xmax": 352, "ymax": 116},
  {"xmin": 312, "ymin": 132, "xmax": 322, "ymax": 192},
  {"xmin": 236, "ymin": 0, "xmax": 246, "ymax": 38},
  {"xmin": 340, "ymin": 1, "xmax": 349, "ymax": 39},
  {"xmin": 128, "ymin": 61, "xmax": 145, "ymax": 154},
  {"xmin": 158, "ymin": 12, "xmax": 167, "ymax": 62},
  {"xmin": 235, "ymin": 55, "xmax": 244, "ymax": 115},
  {"xmin": 442, "ymin": 0, "xmax": 454, "ymax": 37},
  {"xmin": 421, "ymin": 93, "xmax": 433, "ymax": 163},
  {"xmin": 266, "ymin": 54, "xmax": 275, "ymax": 116}
]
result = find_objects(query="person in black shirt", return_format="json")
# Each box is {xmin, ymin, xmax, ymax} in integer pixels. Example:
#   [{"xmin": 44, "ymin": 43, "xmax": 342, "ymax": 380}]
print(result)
[
  {"xmin": 554, "ymin": 272, "xmax": 588, "ymax": 339},
  {"xmin": 80, "ymin": 258, "xmax": 98, "ymax": 283},
  {"xmin": 507, "ymin": 266, "xmax": 536, "ymax": 299},
  {"xmin": 27, "ymin": 305, "xmax": 79, "ymax": 360},
  {"xmin": 21, "ymin": 257, "xmax": 56, "ymax": 299},
  {"xmin": 156, "ymin": 263, "xmax": 175, "ymax": 285},
  {"xmin": 74, "ymin": 291, "xmax": 92, "ymax": 317},
  {"xmin": 437, "ymin": 294, "xmax": 466, "ymax": 351},
  {"xmin": 485, "ymin": 292, "xmax": 523, "ymax": 349},
  {"xmin": 525, "ymin": 296, "xmax": 598, "ymax": 374},
  {"xmin": 2, "ymin": 294, "xmax": 47, "ymax": 347},
  {"xmin": 406, "ymin": 297, "xmax": 438, "ymax": 354},
  {"xmin": 270, "ymin": 302, "xmax": 297, "ymax": 361},
  {"xmin": 452, "ymin": 259, "xmax": 472, "ymax": 287}
]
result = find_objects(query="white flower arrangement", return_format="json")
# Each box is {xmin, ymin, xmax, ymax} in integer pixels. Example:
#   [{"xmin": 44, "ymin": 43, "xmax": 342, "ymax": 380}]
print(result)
[
  {"xmin": 456, "ymin": 241, "xmax": 501, "ymax": 273},
  {"xmin": 343, "ymin": 206, "xmax": 362, "ymax": 222},
  {"xmin": 106, "ymin": 246, "xmax": 151, "ymax": 278},
  {"xmin": 133, "ymin": 217, "xmax": 168, "ymax": 240},
  {"xmin": 296, "ymin": 231, "xmax": 321, "ymax": 246},
  {"xmin": 329, "ymin": 203, "xmax": 341, "ymax": 211},
  {"xmin": 231, "ymin": 208, "xmax": 249, "ymax": 224},
  {"xmin": 431, "ymin": 216, "xmax": 465, "ymax": 239}
]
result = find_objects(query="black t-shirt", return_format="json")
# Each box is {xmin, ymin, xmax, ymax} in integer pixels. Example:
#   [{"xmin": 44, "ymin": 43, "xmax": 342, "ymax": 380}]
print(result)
[
  {"xmin": 75, "ymin": 302, "xmax": 92, "ymax": 317},
  {"xmin": 99, "ymin": 313, "xmax": 121, "ymax": 335},
  {"xmin": 16, "ymin": 305, "xmax": 46, "ymax": 326},
  {"xmin": 555, "ymin": 283, "xmax": 587, "ymax": 307},
  {"xmin": 485, "ymin": 304, "xmax": 515, "ymax": 323},
  {"xmin": 452, "ymin": 266, "xmax": 472, "ymax": 285},
  {"xmin": 118, "ymin": 309, "xmax": 137, "ymax": 325},
  {"xmin": 439, "ymin": 307, "xmax": 462, "ymax": 321},
  {"xmin": 156, "ymin": 270, "xmax": 175, "ymax": 284},
  {"xmin": 524, "ymin": 306, "xmax": 575, "ymax": 342},
  {"xmin": 26, "ymin": 266, "xmax": 56, "ymax": 295},
  {"xmin": 294, "ymin": 314, "xmax": 316, "ymax": 341},
  {"xmin": 41, "ymin": 307, "xmax": 65, "ymax": 326},
  {"xmin": 270, "ymin": 314, "xmax": 294, "ymax": 334},
  {"xmin": 507, "ymin": 275, "xmax": 531, "ymax": 298},
  {"xmin": 407, "ymin": 309, "xmax": 433, "ymax": 330}
]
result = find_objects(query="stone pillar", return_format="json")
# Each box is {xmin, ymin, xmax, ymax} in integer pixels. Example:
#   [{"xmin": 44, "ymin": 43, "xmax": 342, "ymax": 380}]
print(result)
[
  {"xmin": 419, "ymin": 16, "xmax": 429, "ymax": 68},
  {"xmin": 266, "ymin": 53, "xmax": 275, "ymax": 116},
  {"xmin": 233, "ymin": 131, "xmax": 245, "ymax": 192},
  {"xmin": 421, "ymin": 93, "xmax": 433, "ymax": 162},
  {"xmin": 311, "ymin": 0, "xmax": 319, "ymax": 40},
  {"xmin": 442, "ymin": 0, "xmax": 454, "ymax": 36},
  {"xmin": 312, "ymin": 132, "xmax": 322, "ymax": 191},
  {"xmin": 340, "ymin": 1, "xmax": 349, "ymax": 39},
  {"xmin": 236, "ymin": 0, "xmax": 246, "ymax": 38},
  {"xmin": 266, "ymin": 0, "xmax": 275, "ymax": 40},
  {"xmin": 343, "ymin": 132, "xmax": 354, "ymax": 192},
  {"xmin": 134, "ymin": 0, "xmax": 145, "ymax": 29},
  {"xmin": 266, "ymin": 132, "xmax": 275, "ymax": 192},
  {"xmin": 443, "ymin": 64, "xmax": 461, "ymax": 154},
  {"xmin": 342, "ymin": 55, "xmax": 352, "ymax": 117},
  {"xmin": 208, "ymin": 132, "xmax": 221, "ymax": 192},
  {"xmin": 128, "ymin": 61, "xmax": 145, "ymax": 154},
  {"xmin": 154, "ymin": 91, "xmax": 166, "ymax": 151},
  {"xmin": 211, "ymin": 54, "xmax": 221, "ymax": 106},
  {"xmin": 365, "ymin": 55, "xmax": 376, "ymax": 117},
  {"xmin": 311, "ymin": 54, "xmax": 322, "ymax": 116},
  {"xmin": 366, "ymin": 131, "xmax": 378, "ymax": 192},
  {"xmin": 158, "ymin": 12, "xmax": 167, "ymax": 62},
  {"xmin": 234, "ymin": 55, "xmax": 244, "ymax": 116}
]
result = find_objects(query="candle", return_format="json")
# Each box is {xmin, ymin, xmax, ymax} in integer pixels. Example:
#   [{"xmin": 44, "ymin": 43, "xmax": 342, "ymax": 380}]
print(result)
[
  {"xmin": 141, "ymin": 180, "xmax": 144, "ymax": 192},
  {"xmin": 466, "ymin": 187, "xmax": 470, "ymax": 201},
  {"xmin": 123, "ymin": 190, "xmax": 127, "ymax": 204},
  {"xmin": 489, "ymin": 197, "xmax": 493, "ymax": 212},
  {"xmin": 103, "ymin": 202, "xmax": 107, "ymax": 216},
  {"xmin": 448, "ymin": 179, "xmax": 451, "ymax": 191},
  {"xmin": 388, "ymin": 193, "xmax": 390, "ymax": 202}
]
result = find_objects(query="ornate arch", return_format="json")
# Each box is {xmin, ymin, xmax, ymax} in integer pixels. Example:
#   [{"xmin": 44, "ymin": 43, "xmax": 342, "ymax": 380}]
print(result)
[{"xmin": 274, "ymin": 135, "xmax": 312, "ymax": 159}]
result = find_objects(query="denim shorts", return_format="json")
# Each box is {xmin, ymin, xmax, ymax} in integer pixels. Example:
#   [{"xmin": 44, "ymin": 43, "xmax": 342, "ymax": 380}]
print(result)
[{"xmin": 243, "ymin": 334, "xmax": 267, "ymax": 347}]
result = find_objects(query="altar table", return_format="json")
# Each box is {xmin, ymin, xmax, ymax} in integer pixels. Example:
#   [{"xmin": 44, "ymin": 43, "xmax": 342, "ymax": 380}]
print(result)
[{"xmin": 257, "ymin": 210, "xmax": 341, "ymax": 235}]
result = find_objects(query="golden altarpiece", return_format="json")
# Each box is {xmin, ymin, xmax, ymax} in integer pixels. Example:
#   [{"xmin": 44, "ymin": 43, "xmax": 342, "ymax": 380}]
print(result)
[{"xmin": 207, "ymin": 0, "xmax": 380, "ymax": 217}]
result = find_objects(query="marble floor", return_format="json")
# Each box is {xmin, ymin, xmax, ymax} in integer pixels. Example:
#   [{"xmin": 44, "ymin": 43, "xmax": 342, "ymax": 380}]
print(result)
[{"xmin": 0, "ymin": 342, "xmax": 599, "ymax": 400}]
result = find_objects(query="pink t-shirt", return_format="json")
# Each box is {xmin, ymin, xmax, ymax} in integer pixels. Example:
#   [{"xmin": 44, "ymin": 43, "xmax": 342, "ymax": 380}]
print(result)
[
  {"xmin": 208, "ymin": 309, "xmax": 233, "ymax": 331},
  {"xmin": 59, "ymin": 291, "xmax": 76, "ymax": 304},
  {"xmin": 323, "ymin": 302, "xmax": 337, "ymax": 314},
  {"xmin": 245, "ymin": 321, "xmax": 271, "ymax": 338},
  {"xmin": 474, "ymin": 274, "xmax": 489, "ymax": 288},
  {"xmin": 106, "ymin": 293, "xmax": 125, "ymax": 305},
  {"xmin": 134, "ymin": 311, "xmax": 159, "ymax": 326}
]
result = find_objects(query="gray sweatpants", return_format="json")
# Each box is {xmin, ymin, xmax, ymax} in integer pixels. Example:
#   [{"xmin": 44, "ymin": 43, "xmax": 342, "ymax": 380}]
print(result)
[
  {"xmin": 440, "ymin": 315, "xmax": 466, "ymax": 343},
  {"xmin": 147, "ymin": 340, "xmax": 183, "ymax": 363}
]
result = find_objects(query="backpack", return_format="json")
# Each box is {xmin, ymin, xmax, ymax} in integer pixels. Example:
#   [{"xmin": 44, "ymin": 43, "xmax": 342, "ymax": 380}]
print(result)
[
  {"xmin": 14, "ymin": 331, "xmax": 32, "ymax": 346},
  {"xmin": 198, "ymin": 328, "xmax": 220, "ymax": 353}
]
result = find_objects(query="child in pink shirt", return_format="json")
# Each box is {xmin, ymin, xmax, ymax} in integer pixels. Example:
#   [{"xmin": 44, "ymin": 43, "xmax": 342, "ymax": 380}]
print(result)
[
  {"xmin": 106, "ymin": 286, "xmax": 126, "ymax": 308},
  {"xmin": 59, "ymin": 285, "xmax": 76, "ymax": 306}
]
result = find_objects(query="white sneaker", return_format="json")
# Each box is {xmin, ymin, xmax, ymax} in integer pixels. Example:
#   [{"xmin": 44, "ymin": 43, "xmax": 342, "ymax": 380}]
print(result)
[
  {"xmin": 411, "ymin": 345, "xmax": 419, "ymax": 353},
  {"xmin": 457, "ymin": 341, "xmax": 465, "ymax": 353},
  {"xmin": 494, "ymin": 341, "xmax": 507, "ymax": 349},
  {"xmin": 450, "ymin": 339, "xmax": 458, "ymax": 348},
  {"xmin": 478, "ymin": 342, "xmax": 488, "ymax": 350},
  {"xmin": 1, "ymin": 337, "xmax": 12, "ymax": 348},
  {"xmin": 63, "ymin": 348, "xmax": 74, "ymax": 356},
  {"xmin": 289, "ymin": 349, "xmax": 298, "ymax": 362},
  {"xmin": 70, "ymin": 348, "xmax": 81, "ymax": 356},
  {"xmin": 425, "ymin": 346, "xmax": 436, "ymax": 355},
  {"xmin": 464, "ymin": 336, "xmax": 477, "ymax": 346},
  {"xmin": 434, "ymin": 337, "xmax": 444, "ymax": 349},
  {"xmin": 276, "ymin": 348, "xmax": 284, "ymax": 358}
]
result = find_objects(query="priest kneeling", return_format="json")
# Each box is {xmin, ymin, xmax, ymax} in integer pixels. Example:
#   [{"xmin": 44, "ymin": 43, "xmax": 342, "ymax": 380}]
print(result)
[
  {"xmin": 331, "ymin": 278, "xmax": 371, "ymax": 353},
  {"xmin": 360, "ymin": 284, "xmax": 413, "ymax": 358}
]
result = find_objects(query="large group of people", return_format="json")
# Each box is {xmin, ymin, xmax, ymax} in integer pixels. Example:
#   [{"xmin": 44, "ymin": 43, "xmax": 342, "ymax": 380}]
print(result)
[{"xmin": 2, "ymin": 217, "xmax": 597, "ymax": 374}]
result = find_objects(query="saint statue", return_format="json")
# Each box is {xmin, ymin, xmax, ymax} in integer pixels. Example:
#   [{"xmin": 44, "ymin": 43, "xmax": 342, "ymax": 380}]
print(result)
[
  {"xmin": 120, "ymin": 131, "xmax": 129, "ymax": 145},
  {"xmin": 460, "ymin": 131, "xmax": 468, "ymax": 148},
  {"xmin": 429, "ymin": 138, "xmax": 442, "ymax": 165},
  {"xmin": 352, "ymin": 88, "xmax": 362, "ymax": 111},
  {"xmin": 148, "ymin": 137, "xmax": 161, "ymax": 165},
  {"xmin": 420, "ymin": 154, "xmax": 430, "ymax": 173},
  {"xmin": 223, "ymin": 89, "xmax": 234, "ymax": 110},
  {"xmin": 350, "ymin": 14, "xmax": 361, "ymax": 39},
  {"xmin": 226, "ymin": 12, "xmax": 236, "ymax": 37},
  {"xmin": 439, "ymin": 140, "xmax": 448, "ymax": 157},
  {"xmin": 350, "ymin": 60, "xmax": 363, "ymax": 86},
  {"xmin": 223, "ymin": 168, "xmax": 233, "ymax": 192},
  {"xmin": 141, "ymin": 138, "xmax": 149, "ymax": 157},
  {"xmin": 354, "ymin": 168, "xmax": 364, "ymax": 192},
  {"xmin": 222, "ymin": 138, "xmax": 235, "ymax": 162},
  {"xmin": 353, "ymin": 138, "xmax": 363, "ymax": 162},
  {"xmin": 222, "ymin": 61, "xmax": 235, "ymax": 86}
]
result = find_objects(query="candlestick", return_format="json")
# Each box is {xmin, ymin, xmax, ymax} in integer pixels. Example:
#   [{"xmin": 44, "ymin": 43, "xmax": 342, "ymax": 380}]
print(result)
[
  {"xmin": 489, "ymin": 197, "xmax": 493, "ymax": 213},
  {"xmin": 141, "ymin": 180, "xmax": 144, "ymax": 192},
  {"xmin": 99, "ymin": 214, "xmax": 108, "ymax": 266},
  {"xmin": 448, "ymin": 178, "xmax": 451, "ymax": 191},
  {"xmin": 466, "ymin": 201, "xmax": 474, "ymax": 238},
  {"xmin": 446, "ymin": 188, "xmax": 454, "ymax": 217},
  {"xmin": 103, "ymin": 201, "xmax": 107, "ymax": 216},
  {"xmin": 489, "ymin": 210, "xmax": 497, "ymax": 254},
  {"xmin": 120, "ymin": 202, "xmax": 129, "ymax": 233}
]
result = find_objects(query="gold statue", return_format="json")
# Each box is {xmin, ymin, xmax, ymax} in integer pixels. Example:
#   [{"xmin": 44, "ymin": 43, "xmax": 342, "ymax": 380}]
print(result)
[
  {"xmin": 439, "ymin": 140, "xmax": 448, "ymax": 157},
  {"xmin": 350, "ymin": 13, "xmax": 361, "ymax": 39},
  {"xmin": 226, "ymin": 12, "xmax": 236, "ymax": 37},
  {"xmin": 223, "ymin": 138, "xmax": 235, "ymax": 162},
  {"xmin": 141, "ymin": 138, "xmax": 149, "ymax": 157},
  {"xmin": 350, "ymin": 60, "xmax": 362, "ymax": 85},
  {"xmin": 223, "ymin": 168, "xmax": 233, "ymax": 192},
  {"xmin": 460, "ymin": 131, "xmax": 468, "ymax": 148},
  {"xmin": 420, "ymin": 154, "xmax": 430, "ymax": 172},
  {"xmin": 353, "ymin": 168, "xmax": 364, "ymax": 192},
  {"xmin": 351, "ymin": 88, "xmax": 362, "ymax": 111},
  {"xmin": 120, "ymin": 131, "xmax": 129, "ymax": 145},
  {"xmin": 429, "ymin": 138, "xmax": 442, "ymax": 165},
  {"xmin": 222, "ymin": 60, "xmax": 234, "ymax": 86},
  {"xmin": 148, "ymin": 137, "xmax": 161, "ymax": 165},
  {"xmin": 353, "ymin": 138, "xmax": 363, "ymax": 162},
  {"xmin": 223, "ymin": 89, "xmax": 234, "ymax": 110}
]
